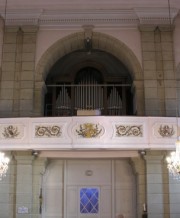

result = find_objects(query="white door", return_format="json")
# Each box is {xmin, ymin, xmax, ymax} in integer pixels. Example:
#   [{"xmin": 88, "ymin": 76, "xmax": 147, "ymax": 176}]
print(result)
[
  {"xmin": 43, "ymin": 159, "xmax": 136, "ymax": 218},
  {"xmin": 66, "ymin": 160, "xmax": 112, "ymax": 218}
]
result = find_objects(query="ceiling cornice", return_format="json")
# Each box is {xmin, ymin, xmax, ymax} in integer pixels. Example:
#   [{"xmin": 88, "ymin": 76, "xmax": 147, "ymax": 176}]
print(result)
[
  {"xmin": 135, "ymin": 7, "xmax": 179, "ymax": 25},
  {"xmin": 0, "ymin": 8, "xmax": 179, "ymax": 28}
]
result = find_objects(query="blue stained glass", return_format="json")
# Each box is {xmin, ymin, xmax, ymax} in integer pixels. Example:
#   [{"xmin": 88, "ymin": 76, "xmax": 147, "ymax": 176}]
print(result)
[{"xmin": 80, "ymin": 188, "xmax": 99, "ymax": 214}]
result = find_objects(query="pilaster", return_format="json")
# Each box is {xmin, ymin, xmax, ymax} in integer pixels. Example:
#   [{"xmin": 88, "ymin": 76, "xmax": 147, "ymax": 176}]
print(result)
[
  {"xmin": 0, "ymin": 25, "xmax": 38, "ymax": 117},
  {"xmin": 0, "ymin": 18, "xmax": 4, "ymax": 67},
  {"xmin": 32, "ymin": 157, "xmax": 47, "ymax": 218},
  {"xmin": 20, "ymin": 26, "xmax": 38, "ymax": 117},
  {"xmin": 0, "ymin": 26, "xmax": 19, "ymax": 117},
  {"xmin": 15, "ymin": 152, "xmax": 34, "ymax": 218},
  {"xmin": 33, "ymin": 81, "xmax": 47, "ymax": 116},
  {"xmin": 140, "ymin": 25, "xmax": 176, "ymax": 116},
  {"xmin": 133, "ymin": 80, "xmax": 145, "ymax": 116},
  {"xmin": 145, "ymin": 153, "xmax": 166, "ymax": 218},
  {"xmin": 131, "ymin": 157, "xmax": 146, "ymax": 218}
]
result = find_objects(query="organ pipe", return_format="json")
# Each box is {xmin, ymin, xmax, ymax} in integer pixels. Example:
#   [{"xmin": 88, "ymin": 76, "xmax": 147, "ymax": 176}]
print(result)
[{"xmin": 55, "ymin": 73, "xmax": 124, "ymax": 115}]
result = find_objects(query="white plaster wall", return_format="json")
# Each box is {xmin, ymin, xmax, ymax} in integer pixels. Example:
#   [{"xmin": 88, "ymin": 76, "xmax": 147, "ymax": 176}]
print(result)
[
  {"xmin": 96, "ymin": 28, "xmax": 142, "ymax": 66},
  {"xmin": 35, "ymin": 28, "xmax": 79, "ymax": 66},
  {"xmin": 35, "ymin": 27, "xmax": 142, "ymax": 67}
]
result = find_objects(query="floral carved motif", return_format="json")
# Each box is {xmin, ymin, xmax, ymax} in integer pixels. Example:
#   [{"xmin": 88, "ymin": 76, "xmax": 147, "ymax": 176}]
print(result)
[
  {"xmin": 35, "ymin": 125, "xmax": 61, "ymax": 137},
  {"xmin": 2, "ymin": 125, "xmax": 20, "ymax": 138},
  {"xmin": 116, "ymin": 125, "xmax": 143, "ymax": 137},
  {"xmin": 76, "ymin": 123, "xmax": 103, "ymax": 138},
  {"xmin": 158, "ymin": 125, "xmax": 175, "ymax": 137}
]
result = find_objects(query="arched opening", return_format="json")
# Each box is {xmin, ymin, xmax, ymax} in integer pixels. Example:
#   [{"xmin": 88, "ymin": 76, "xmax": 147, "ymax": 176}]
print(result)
[
  {"xmin": 35, "ymin": 31, "xmax": 144, "ymax": 116},
  {"xmin": 44, "ymin": 50, "xmax": 133, "ymax": 116}
]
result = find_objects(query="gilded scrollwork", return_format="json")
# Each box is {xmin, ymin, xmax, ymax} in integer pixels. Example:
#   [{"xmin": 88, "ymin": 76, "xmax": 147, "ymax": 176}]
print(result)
[
  {"xmin": 35, "ymin": 125, "xmax": 61, "ymax": 137},
  {"xmin": 158, "ymin": 125, "xmax": 175, "ymax": 137},
  {"xmin": 76, "ymin": 123, "xmax": 103, "ymax": 138},
  {"xmin": 116, "ymin": 125, "xmax": 143, "ymax": 137},
  {"xmin": 2, "ymin": 125, "xmax": 20, "ymax": 138}
]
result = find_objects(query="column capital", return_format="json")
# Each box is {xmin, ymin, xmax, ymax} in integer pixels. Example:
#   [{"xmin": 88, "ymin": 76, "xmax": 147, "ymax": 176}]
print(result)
[
  {"xmin": 21, "ymin": 25, "xmax": 38, "ymax": 33},
  {"xmin": 13, "ymin": 151, "xmax": 34, "ymax": 164},
  {"xmin": 5, "ymin": 26, "xmax": 19, "ymax": 33},
  {"xmin": 158, "ymin": 25, "xmax": 174, "ymax": 32},
  {"xmin": 144, "ymin": 155, "xmax": 164, "ymax": 163},
  {"xmin": 139, "ymin": 25, "xmax": 157, "ymax": 32}
]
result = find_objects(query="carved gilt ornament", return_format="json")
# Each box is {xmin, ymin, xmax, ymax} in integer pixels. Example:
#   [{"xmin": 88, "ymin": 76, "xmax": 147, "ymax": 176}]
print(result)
[
  {"xmin": 158, "ymin": 125, "xmax": 175, "ymax": 138},
  {"xmin": 116, "ymin": 125, "xmax": 143, "ymax": 137},
  {"xmin": 35, "ymin": 125, "xmax": 62, "ymax": 138},
  {"xmin": 76, "ymin": 123, "xmax": 104, "ymax": 138},
  {"xmin": 2, "ymin": 125, "xmax": 20, "ymax": 139}
]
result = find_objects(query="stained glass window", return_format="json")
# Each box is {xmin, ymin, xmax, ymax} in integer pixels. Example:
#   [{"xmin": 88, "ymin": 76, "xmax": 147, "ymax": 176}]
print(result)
[{"xmin": 80, "ymin": 188, "xmax": 99, "ymax": 214}]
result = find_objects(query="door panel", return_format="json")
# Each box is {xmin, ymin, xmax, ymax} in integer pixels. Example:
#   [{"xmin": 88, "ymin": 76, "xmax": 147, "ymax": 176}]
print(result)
[
  {"xmin": 43, "ymin": 159, "xmax": 136, "ymax": 218},
  {"xmin": 66, "ymin": 160, "xmax": 112, "ymax": 218}
]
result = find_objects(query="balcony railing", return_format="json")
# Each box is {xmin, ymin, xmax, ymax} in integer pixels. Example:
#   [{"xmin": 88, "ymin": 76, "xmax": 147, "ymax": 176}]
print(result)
[{"xmin": 45, "ymin": 84, "xmax": 132, "ymax": 116}]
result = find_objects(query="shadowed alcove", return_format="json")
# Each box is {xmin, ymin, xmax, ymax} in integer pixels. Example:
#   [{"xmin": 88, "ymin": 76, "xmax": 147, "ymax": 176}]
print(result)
[{"xmin": 45, "ymin": 49, "xmax": 134, "ymax": 116}]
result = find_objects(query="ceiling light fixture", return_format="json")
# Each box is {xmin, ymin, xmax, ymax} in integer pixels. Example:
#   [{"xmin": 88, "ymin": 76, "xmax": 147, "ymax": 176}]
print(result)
[
  {"xmin": 165, "ymin": 0, "xmax": 180, "ymax": 180},
  {"xmin": 0, "ymin": 152, "xmax": 10, "ymax": 180}
]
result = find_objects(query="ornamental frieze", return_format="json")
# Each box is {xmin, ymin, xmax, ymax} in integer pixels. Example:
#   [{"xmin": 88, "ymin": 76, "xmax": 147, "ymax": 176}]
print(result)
[
  {"xmin": 116, "ymin": 125, "xmax": 143, "ymax": 137},
  {"xmin": 2, "ymin": 125, "xmax": 20, "ymax": 139},
  {"xmin": 158, "ymin": 125, "xmax": 175, "ymax": 138},
  {"xmin": 0, "ymin": 124, "xmax": 24, "ymax": 139},
  {"xmin": 35, "ymin": 125, "xmax": 62, "ymax": 138},
  {"xmin": 75, "ymin": 123, "xmax": 104, "ymax": 138}
]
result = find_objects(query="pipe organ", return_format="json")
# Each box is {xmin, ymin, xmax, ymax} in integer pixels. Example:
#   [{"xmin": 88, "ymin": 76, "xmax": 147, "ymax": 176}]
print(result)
[
  {"xmin": 46, "ymin": 71, "xmax": 130, "ymax": 116},
  {"xmin": 56, "ymin": 86, "xmax": 71, "ymax": 116},
  {"xmin": 74, "ymin": 74, "xmax": 103, "ymax": 110},
  {"xmin": 107, "ymin": 86, "xmax": 122, "ymax": 115}
]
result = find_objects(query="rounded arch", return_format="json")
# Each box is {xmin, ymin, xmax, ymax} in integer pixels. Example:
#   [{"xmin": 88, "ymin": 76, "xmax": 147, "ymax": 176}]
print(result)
[
  {"xmin": 34, "ymin": 31, "xmax": 144, "ymax": 116},
  {"xmin": 35, "ymin": 31, "xmax": 143, "ymax": 81}
]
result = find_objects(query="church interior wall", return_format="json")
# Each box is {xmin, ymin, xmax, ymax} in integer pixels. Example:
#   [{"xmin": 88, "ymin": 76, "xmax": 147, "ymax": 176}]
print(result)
[
  {"xmin": 35, "ymin": 27, "xmax": 142, "ymax": 69},
  {"xmin": 173, "ymin": 14, "xmax": 180, "ymax": 68},
  {"xmin": 0, "ymin": 7, "xmax": 180, "ymax": 217}
]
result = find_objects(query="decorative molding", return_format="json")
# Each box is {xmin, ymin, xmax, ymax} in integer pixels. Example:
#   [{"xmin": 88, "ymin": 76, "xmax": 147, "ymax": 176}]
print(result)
[
  {"xmin": 158, "ymin": 125, "xmax": 175, "ymax": 138},
  {"xmin": 152, "ymin": 123, "xmax": 177, "ymax": 138},
  {"xmin": 0, "ymin": 9, "xmax": 138, "ymax": 27},
  {"xmin": 0, "ymin": 117, "xmax": 178, "ymax": 149},
  {"xmin": 2, "ymin": 125, "xmax": 20, "ymax": 139},
  {"xmin": 35, "ymin": 125, "xmax": 62, "ymax": 138},
  {"xmin": 0, "ymin": 6, "xmax": 179, "ymax": 27},
  {"xmin": 0, "ymin": 7, "xmax": 179, "ymax": 27},
  {"xmin": 116, "ymin": 125, "xmax": 143, "ymax": 137},
  {"xmin": 135, "ymin": 7, "xmax": 179, "ymax": 25},
  {"xmin": 75, "ymin": 123, "xmax": 104, "ymax": 138}
]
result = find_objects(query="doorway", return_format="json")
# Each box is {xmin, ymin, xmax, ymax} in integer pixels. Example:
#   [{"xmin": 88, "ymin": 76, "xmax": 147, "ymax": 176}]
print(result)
[{"xmin": 42, "ymin": 159, "xmax": 136, "ymax": 218}]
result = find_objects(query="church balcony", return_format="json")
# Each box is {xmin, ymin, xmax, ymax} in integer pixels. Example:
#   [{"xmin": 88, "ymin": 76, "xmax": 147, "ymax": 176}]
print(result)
[{"xmin": 0, "ymin": 116, "xmax": 177, "ymax": 151}]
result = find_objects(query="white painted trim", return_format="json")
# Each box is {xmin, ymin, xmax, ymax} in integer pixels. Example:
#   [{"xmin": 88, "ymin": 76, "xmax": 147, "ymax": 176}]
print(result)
[{"xmin": 0, "ymin": 116, "xmax": 177, "ymax": 150}]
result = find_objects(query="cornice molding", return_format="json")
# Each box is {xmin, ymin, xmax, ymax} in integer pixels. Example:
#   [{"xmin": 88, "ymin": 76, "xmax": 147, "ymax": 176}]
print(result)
[
  {"xmin": 135, "ymin": 7, "xmax": 179, "ymax": 25},
  {"xmin": 0, "ymin": 8, "xmax": 179, "ymax": 27}
]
